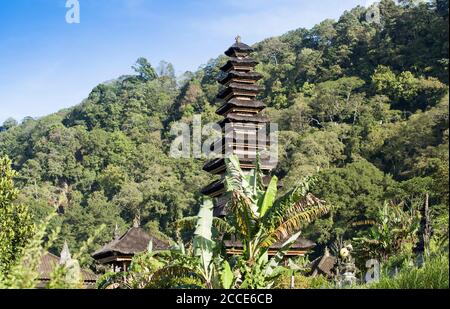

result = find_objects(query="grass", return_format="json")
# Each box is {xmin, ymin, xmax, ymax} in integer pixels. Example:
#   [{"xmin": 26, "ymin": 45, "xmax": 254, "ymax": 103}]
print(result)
[{"xmin": 368, "ymin": 253, "xmax": 449, "ymax": 289}]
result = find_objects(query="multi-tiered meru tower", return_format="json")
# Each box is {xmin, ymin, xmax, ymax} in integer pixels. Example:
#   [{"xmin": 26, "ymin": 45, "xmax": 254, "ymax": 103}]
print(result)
[{"xmin": 201, "ymin": 37, "xmax": 276, "ymax": 217}]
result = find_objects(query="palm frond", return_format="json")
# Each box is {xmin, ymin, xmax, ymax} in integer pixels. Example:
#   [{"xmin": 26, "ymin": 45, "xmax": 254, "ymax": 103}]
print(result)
[
  {"xmin": 261, "ymin": 184, "xmax": 314, "ymax": 228},
  {"xmin": 260, "ymin": 196, "xmax": 330, "ymax": 247},
  {"xmin": 212, "ymin": 217, "xmax": 235, "ymax": 235},
  {"xmin": 264, "ymin": 231, "xmax": 302, "ymax": 277},
  {"xmin": 172, "ymin": 216, "xmax": 198, "ymax": 231},
  {"xmin": 278, "ymin": 204, "xmax": 329, "ymax": 237},
  {"xmin": 282, "ymin": 193, "xmax": 327, "ymax": 220},
  {"xmin": 228, "ymin": 191, "xmax": 257, "ymax": 239},
  {"xmin": 151, "ymin": 265, "xmax": 201, "ymax": 284}
]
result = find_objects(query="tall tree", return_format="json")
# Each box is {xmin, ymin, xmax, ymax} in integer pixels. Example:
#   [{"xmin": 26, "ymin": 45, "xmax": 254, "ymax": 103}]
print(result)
[
  {"xmin": 0, "ymin": 156, "xmax": 35, "ymax": 273},
  {"xmin": 132, "ymin": 57, "xmax": 158, "ymax": 81}
]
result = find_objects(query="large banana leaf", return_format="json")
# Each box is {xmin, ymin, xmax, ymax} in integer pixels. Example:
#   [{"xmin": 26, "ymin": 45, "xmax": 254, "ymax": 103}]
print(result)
[
  {"xmin": 225, "ymin": 155, "xmax": 260, "ymax": 217},
  {"xmin": 261, "ymin": 186, "xmax": 305, "ymax": 227},
  {"xmin": 259, "ymin": 192, "xmax": 329, "ymax": 247},
  {"xmin": 219, "ymin": 260, "xmax": 234, "ymax": 289},
  {"xmin": 228, "ymin": 191, "xmax": 257, "ymax": 239},
  {"xmin": 173, "ymin": 216, "xmax": 234, "ymax": 236},
  {"xmin": 248, "ymin": 154, "xmax": 264, "ymax": 198},
  {"xmin": 263, "ymin": 231, "xmax": 302, "ymax": 277},
  {"xmin": 224, "ymin": 155, "xmax": 247, "ymax": 193},
  {"xmin": 193, "ymin": 199, "xmax": 215, "ymax": 280},
  {"xmin": 258, "ymin": 176, "xmax": 278, "ymax": 218}
]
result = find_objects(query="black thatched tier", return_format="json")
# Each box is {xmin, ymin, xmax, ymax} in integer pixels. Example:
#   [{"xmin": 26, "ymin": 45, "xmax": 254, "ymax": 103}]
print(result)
[
  {"xmin": 203, "ymin": 157, "xmax": 275, "ymax": 175},
  {"xmin": 201, "ymin": 179, "xmax": 226, "ymax": 197},
  {"xmin": 218, "ymin": 113, "xmax": 269, "ymax": 127},
  {"xmin": 216, "ymin": 98, "xmax": 266, "ymax": 116},
  {"xmin": 92, "ymin": 227, "xmax": 170, "ymax": 261},
  {"xmin": 224, "ymin": 42, "xmax": 254, "ymax": 57},
  {"xmin": 217, "ymin": 82, "xmax": 262, "ymax": 100},
  {"xmin": 218, "ymin": 70, "xmax": 263, "ymax": 85},
  {"xmin": 220, "ymin": 57, "xmax": 258, "ymax": 72}
]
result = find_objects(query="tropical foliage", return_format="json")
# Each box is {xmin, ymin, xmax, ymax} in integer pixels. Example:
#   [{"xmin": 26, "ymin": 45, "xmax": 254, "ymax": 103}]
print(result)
[
  {"xmin": 0, "ymin": 156, "xmax": 34, "ymax": 274},
  {"xmin": 0, "ymin": 0, "xmax": 448, "ymax": 289},
  {"xmin": 353, "ymin": 201, "xmax": 421, "ymax": 262},
  {"xmin": 222, "ymin": 156, "xmax": 330, "ymax": 288},
  {"xmin": 97, "ymin": 154, "xmax": 330, "ymax": 289}
]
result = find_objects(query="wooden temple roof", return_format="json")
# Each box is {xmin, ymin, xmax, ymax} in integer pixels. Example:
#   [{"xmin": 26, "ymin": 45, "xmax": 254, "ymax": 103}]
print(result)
[
  {"xmin": 218, "ymin": 70, "xmax": 263, "ymax": 85},
  {"xmin": 224, "ymin": 237, "xmax": 316, "ymax": 256},
  {"xmin": 216, "ymin": 98, "xmax": 266, "ymax": 116},
  {"xmin": 224, "ymin": 237, "xmax": 316, "ymax": 250},
  {"xmin": 203, "ymin": 157, "xmax": 275, "ymax": 175},
  {"xmin": 38, "ymin": 252, "xmax": 97, "ymax": 286},
  {"xmin": 218, "ymin": 113, "xmax": 269, "ymax": 126},
  {"xmin": 217, "ymin": 82, "xmax": 262, "ymax": 100},
  {"xmin": 224, "ymin": 41, "xmax": 254, "ymax": 57},
  {"xmin": 92, "ymin": 227, "xmax": 171, "ymax": 261},
  {"xmin": 310, "ymin": 251, "xmax": 337, "ymax": 277},
  {"xmin": 220, "ymin": 58, "xmax": 258, "ymax": 72}
]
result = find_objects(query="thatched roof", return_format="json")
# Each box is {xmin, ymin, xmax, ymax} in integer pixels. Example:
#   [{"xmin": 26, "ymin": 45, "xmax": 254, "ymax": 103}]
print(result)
[
  {"xmin": 218, "ymin": 70, "xmax": 263, "ymax": 85},
  {"xmin": 203, "ymin": 157, "xmax": 275, "ymax": 175},
  {"xmin": 310, "ymin": 248, "xmax": 337, "ymax": 277},
  {"xmin": 216, "ymin": 98, "xmax": 266, "ymax": 115},
  {"xmin": 38, "ymin": 252, "xmax": 97, "ymax": 283},
  {"xmin": 224, "ymin": 42, "xmax": 254, "ymax": 57},
  {"xmin": 220, "ymin": 58, "xmax": 258, "ymax": 72},
  {"xmin": 217, "ymin": 82, "xmax": 262, "ymax": 100},
  {"xmin": 219, "ymin": 113, "xmax": 269, "ymax": 125},
  {"xmin": 92, "ymin": 227, "xmax": 170, "ymax": 260}
]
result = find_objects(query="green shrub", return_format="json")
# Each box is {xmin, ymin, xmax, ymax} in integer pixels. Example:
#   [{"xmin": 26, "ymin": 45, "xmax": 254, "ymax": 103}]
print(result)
[
  {"xmin": 147, "ymin": 275, "xmax": 205, "ymax": 289},
  {"xmin": 274, "ymin": 274, "xmax": 334, "ymax": 289}
]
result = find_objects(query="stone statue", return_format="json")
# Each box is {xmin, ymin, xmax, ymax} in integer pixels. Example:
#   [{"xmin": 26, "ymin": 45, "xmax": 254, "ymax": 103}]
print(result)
[{"xmin": 337, "ymin": 243, "xmax": 358, "ymax": 287}]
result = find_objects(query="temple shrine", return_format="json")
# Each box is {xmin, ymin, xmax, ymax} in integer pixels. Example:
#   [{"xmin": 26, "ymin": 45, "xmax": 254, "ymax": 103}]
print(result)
[{"xmin": 202, "ymin": 37, "xmax": 316, "ymax": 256}]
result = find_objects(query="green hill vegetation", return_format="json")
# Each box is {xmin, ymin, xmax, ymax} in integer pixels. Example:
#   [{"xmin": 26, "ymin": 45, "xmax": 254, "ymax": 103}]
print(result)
[{"xmin": 1, "ymin": 0, "xmax": 448, "ymax": 284}]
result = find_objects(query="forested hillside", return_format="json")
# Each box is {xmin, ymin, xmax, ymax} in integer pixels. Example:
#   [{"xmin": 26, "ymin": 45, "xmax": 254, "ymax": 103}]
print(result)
[{"xmin": 1, "ymin": 0, "xmax": 448, "ymax": 265}]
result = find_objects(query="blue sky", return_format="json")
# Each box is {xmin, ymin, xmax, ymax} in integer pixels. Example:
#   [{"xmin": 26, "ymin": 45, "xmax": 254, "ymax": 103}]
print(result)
[{"xmin": 0, "ymin": 0, "xmax": 375, "ymax": 123}]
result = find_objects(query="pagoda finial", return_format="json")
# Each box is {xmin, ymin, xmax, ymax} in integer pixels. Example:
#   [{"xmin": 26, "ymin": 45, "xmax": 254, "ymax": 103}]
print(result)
[
  {"xmin": 235, "ymin": 35, "xmax": 242, "ymax": 44},
  {"xmin": 324, "ymin": 246, "xmax": 330, "ymax": 257},
  {"xmin": 60, "ymin": 240, "xmax": 72, "ymax": 265},
  {"xmin": 133, "ymin": 213, "xmax": 141, "ymax": 228}
]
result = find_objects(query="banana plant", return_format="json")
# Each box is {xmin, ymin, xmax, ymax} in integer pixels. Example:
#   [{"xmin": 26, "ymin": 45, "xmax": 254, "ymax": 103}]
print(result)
[
  {"xmin": 223, "ymin": 155, "xmax": 330, "ymax": 288},
  {"xmin": 147, "ymin": 199, "xmax": 235, "ymax": 289},
  {"xmin": 353, "ymin": 201, "xmax": 421, "ymax": 261},
  {"xmin": 98, "ymin": 199, "xmax": 235, "ymax": 289}
]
